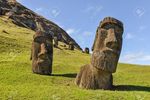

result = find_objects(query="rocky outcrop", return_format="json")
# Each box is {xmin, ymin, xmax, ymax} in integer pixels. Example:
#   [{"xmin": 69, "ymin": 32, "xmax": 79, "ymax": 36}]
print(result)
[{"xmin": 0, "ymin": 0, "xmax": 82, "ymax": 50}]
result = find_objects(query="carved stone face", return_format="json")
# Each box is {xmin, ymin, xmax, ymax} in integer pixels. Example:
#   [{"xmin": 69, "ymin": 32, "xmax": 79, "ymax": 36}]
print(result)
[
  {"xmin": 91, "ymin": 23, "xmax": 123, "ymax": 73},
  {"xmin": 31, "ymin": 31, "xmax": 53, "ymax": 75}
]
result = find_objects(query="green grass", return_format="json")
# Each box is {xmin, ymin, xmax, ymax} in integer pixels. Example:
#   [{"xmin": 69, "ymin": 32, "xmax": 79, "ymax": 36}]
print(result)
[{"xmin": 0, "ymin": 16, "xmax": 150, "ymax": 100}]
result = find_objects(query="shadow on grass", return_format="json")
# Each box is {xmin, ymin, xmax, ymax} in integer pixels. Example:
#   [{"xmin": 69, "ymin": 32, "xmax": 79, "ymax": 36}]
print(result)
[
  {"xmin": 52, "ymin": 73, "xmax": 77, "ymax": 78},
  {"xmin": 113, "ymin": 85, "xmax": 150, "ymax": 92}
]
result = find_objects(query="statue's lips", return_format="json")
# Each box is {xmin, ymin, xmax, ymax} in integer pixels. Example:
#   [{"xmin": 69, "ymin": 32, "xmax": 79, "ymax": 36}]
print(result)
[
  {"xmin": 37, "ymin": 58, "xmax": 51, "ymax": 67},
  {"xmin": 37, "ymin": 59, "xmax": 46, "ymax": 63},
  {"xmin": 103, "ymin": 47, "xmax": 119, "ymax": 55},
  {"xmin": 38, "ymin": 53, "xmax": 48, "ymax": 59},
  {"xmin": 92, "ymin": 48, "xmax": 118, "ymax": 62},
  {"xmin": 105, "ymin": 42, "xmax": 120, "ymax": 54},
  {"xmin": 37, "ymin": 54, "xmax": 50, "ymax": 64},
  {"xmin": 92, "ymin": 48, "xmax": 118, "ymax": 73}
]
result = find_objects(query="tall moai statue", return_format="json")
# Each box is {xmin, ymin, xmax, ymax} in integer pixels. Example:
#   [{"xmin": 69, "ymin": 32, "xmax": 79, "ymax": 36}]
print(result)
[
  {"xmin": 84, "ymin": 47, "xmax": 89, "ymax": 54},
  {"xmin": 75, "ymin": 17, "xmax": 124, "ymax": 89},
  {"xmin": 31, "ymin": 19, "xmax": 53, "ymax": 75},
  {"xmin": 69, "ymin": 41, "xmax": 74, "ymax": 50},
  {"xmin": 31, "ymin": 30, "xmax": 53, "ymax": 75}
]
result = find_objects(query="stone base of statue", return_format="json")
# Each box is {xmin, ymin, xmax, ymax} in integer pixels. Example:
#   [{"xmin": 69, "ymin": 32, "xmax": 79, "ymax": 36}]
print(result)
[{"xmin": 75, "ymin": 64, "xmax": 113, "ymax": 89}]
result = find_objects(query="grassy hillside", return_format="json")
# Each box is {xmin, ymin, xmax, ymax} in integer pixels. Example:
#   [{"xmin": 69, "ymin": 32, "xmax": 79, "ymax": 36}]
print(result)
[{"xmin": 0, "ymin": 16, "xmax": 150, "ymax": 100}]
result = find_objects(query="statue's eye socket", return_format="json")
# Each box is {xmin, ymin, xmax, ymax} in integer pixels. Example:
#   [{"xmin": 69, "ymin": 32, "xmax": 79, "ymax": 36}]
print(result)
[{"xmin": 34, "ymin": 37, "xmax": 44, "ymax": 43}]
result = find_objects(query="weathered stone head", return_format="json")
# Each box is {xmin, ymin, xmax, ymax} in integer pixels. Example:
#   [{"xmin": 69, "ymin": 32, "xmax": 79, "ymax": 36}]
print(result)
[
  {"xmin": 75, "ymin": 17, "xmax": 123, "ymax": 90},
  {"xmin": 31, "ymin": 30, "xmax": 53, "ymax": 75},
  {"xmin": 84, "ymin": 47, "xmax": 89, "ymax": 54},
  {"xmin": 91, "ymin": 17, "xmax": 123, "ymax": 73},
  {"xmin": 69, "ymin": 41, "xmax": 74, "ymax": 50}
]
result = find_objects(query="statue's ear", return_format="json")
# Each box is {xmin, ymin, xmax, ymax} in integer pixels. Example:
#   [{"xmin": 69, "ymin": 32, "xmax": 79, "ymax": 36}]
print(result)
[{"xmin": 92, "ymin": 28, "xmax": 99, "ymax": 51}]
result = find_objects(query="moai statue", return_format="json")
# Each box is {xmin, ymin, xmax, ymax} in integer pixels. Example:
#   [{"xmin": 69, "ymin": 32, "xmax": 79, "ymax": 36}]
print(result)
[
  {"xmin": 84, "ymin": 47, "xmax": 89, "ymax": 54},
  {"xmin": 57, "ymin": 33, "xmax": 62, "ymax": 41},
  {"xmin": 69, "ymin": 41, "xmax": 74, "ymax": 50},
  {"xmin": 75, "ymin": 17, "xmax": 123, "ymax": 89},
  {"xmin": 30, "ymin": 30, "xmax": 53, "ymax": 75},
  {"xmin": 53, "ymin": 36, "xmax": 58, "ymax": 48},
  {"xmin": 35, "ymin": 17, "xmax": 45, "ymax": 32}
]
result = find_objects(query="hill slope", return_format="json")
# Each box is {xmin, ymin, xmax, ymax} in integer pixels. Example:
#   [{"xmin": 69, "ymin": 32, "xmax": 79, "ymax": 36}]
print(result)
[
  {"xmin": 0, "ymin": 0, "xmax": 82, "ymax": 50},
  {"xmin": 0, "ymin": 17, "xmax": 150, "ymax": 100}
]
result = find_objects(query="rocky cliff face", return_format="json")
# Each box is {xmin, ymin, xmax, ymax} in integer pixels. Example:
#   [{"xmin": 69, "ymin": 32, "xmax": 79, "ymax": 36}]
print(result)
[{"xmin": 0, "ymin": 0, "xmax": 82, "ymax": 50}]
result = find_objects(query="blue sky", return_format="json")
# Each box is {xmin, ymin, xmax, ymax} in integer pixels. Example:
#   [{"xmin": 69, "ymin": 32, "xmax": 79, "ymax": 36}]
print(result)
[{"xmin": 17, "ymin": 0, "xmax": 150, "ymax": 65}]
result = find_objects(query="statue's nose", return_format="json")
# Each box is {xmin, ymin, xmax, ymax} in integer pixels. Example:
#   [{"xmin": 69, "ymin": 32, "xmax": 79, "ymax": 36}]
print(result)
[
  {"xmin": 108, "ymin": 29, "xmax": 117, "ymax": 42},
  {"xmin": 106, "ymin": 41, "xmax": 117, "ymax": 50},
  {"xmin": 38, "ymin": 43, "xmax": 47, "ymax": 59},
  {"xmin": 106, "ymin": 29, "xmax": 118, "ymax": 49},
  {"xmin": 40, "ymin": 43, "xmax": 47, "ymax": 54}
]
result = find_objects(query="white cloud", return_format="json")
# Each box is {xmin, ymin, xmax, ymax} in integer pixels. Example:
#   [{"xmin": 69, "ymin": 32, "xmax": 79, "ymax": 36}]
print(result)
[
  {"xmin": 141, "ymin": 55, "xmax": 150, "ymax": 61},
  {"xmin": 125, "ymin": 26, "xmax": 146, "ymax": 41},
  {"xmin": 139, "ymin": 26, "xmax": 147, "ymax": 32},
  {"xmin": 66, "ymin": 29, "xmax": 75, "ymax": 35},
  {"xmin": 120, "ymin": 52, "xmax": 143, "ymax": 62},
  {"xmin": 125, "ymin": 33, "xmax": 134, "ymax": 40},
  {"xmin": 66, "ymin": 28, "xmax": 81, "ymax": 35},
  {"xmin": 120, "ymin": 52, "xmax": 150, "ymax": 65}
]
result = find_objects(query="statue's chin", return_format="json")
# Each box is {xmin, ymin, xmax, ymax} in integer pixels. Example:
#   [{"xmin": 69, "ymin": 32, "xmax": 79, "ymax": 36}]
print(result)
[
  {"xmin": 95, "ymin": 60, "xmax": 117, "ymax": 73},
  {"xmin": 37, "ymin": 58, "xmax": 51, "ymax": 67},
  {"xmin": 32, "ymin": 57, "xmax": 52, "ymax": 75},
  {"xmin": 92, "ymin": 50, "xmax": 118, "ymax": 73}
]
